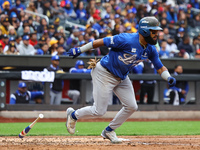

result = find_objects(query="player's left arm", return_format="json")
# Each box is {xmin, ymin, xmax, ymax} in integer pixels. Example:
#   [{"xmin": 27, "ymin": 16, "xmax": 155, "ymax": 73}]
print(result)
[{"xmin": 149, "ymin": 48, "xmax": 176, "ymax": 86}]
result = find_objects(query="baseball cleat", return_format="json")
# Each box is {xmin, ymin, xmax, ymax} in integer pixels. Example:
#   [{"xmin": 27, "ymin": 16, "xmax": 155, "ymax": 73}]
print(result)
[
  {"xmin": 66, "ymin": 107, "xmax": 77, "ymax": 135},
  {"xmin": 101, "ymin": 129, "xmax": 122, "ymax": 143}
]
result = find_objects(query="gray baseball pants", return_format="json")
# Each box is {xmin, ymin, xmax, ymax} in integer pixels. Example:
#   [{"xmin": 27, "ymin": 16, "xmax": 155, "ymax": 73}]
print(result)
[{"xmin": 75, "ymin": 62, "xmax": 138, "ymax": 130}]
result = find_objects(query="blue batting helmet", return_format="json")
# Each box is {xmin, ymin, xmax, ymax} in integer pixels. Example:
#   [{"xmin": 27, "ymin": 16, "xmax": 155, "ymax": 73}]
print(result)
[
  {"xmin": 75, "ymin": 60, "xmax": 85, "ymax": 69},
  {"xmin": 138, "ymin": 16, "xmax": 162, "ymax": 37}
]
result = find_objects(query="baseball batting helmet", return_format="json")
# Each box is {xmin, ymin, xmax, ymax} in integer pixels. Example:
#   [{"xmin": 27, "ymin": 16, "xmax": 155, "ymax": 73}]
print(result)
[
  {"xmin": 138, "ymin": 16, "xmax": 162, "ymax": 37},
  {"xmin": 75, "ymin": 60, "xmax": 85, "ymax": 68}
]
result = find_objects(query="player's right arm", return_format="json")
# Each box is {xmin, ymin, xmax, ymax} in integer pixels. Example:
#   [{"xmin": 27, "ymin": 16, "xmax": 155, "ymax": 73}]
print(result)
[
  {"xmin": 67, "ymin": 34, "xmax": 128, "ymax": 58},
  {"xmin": 67, "ymin": 39, "xmax": 104, "ymax": 58}
]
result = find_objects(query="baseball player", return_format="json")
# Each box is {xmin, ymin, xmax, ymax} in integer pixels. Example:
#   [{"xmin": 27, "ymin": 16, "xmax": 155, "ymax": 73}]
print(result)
[{"xmin": 66, "ymin": 16, "xmax": 176, "ymax": 143}]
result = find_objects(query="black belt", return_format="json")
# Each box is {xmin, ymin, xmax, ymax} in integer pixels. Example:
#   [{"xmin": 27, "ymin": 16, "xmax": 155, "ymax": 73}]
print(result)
[{"xmin": 104, "ymin": 67, "xmax": 121, "ymax": 81}]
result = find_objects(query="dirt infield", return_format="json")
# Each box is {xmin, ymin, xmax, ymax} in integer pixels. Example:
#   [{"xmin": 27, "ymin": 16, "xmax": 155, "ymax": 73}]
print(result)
[
  {"xmin": 1, "ymin": 135, "xmax": 200, "ymax": 150},
  {"xmin": 1, "ymin": 117, "xmax": 200, "ymax": 150}
]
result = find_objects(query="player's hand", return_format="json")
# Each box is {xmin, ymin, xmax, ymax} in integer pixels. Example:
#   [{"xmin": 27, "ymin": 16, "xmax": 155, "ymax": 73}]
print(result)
[
  {"xmin": 67, "ymin": 47, "xmax": 81, "ymax": 58},
  {"xmin": 167, "ymin": 76, "xmax": 176, "ymax": 87}
]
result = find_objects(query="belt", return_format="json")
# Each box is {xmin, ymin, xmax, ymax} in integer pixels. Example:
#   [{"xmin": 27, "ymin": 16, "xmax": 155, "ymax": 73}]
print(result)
[{"xmin": 104, "ymin": 67, "xmax": 121, "ymax": 81}]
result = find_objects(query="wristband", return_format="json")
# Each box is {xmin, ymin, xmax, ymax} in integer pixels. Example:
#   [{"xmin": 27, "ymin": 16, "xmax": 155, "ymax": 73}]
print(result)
[
  {"xmin": 161, "ymin": 70, "xmax": 171, "ymax": 81},
  {"xmin": 80, "ymin": 42, "xmax": 93, "ymax": 53}
]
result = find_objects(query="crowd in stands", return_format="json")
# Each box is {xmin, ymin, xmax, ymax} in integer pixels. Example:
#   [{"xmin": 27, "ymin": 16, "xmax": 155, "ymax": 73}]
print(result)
[{"xmin": 0, "ymin": 0, "xmax": 199, "ymax": 59}]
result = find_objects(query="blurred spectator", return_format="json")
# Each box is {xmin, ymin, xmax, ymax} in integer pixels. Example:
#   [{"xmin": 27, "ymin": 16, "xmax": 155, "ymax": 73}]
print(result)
[
  {"xmin": 63, "ymin": 0, "xmax": 77, "ymax": 19},
  {"xmin": 3, "ymin": 36, "xmax": 15, "ymax": 53},
  {"xmin": 0, "ymin": 17, "xmax": 10, "ymax": 35},
  {"xmin": 193, "ymin": 14, "xmax": 200, "ymax": 27},
  {"xmin": 174, "ymin": 49, "xmax": 190, "ymax": 59},
  {"xmin": 159, "ymin": 40, "xmax": 170, "ymax": 58},
  {"xmin": 17, "ymin": 20, "xmax": 34, "ymax": 36},
  {"xmin": 34, "ymin": 36, "xmax": 46, "ymax": 49},
  {"xmin": 166, "ymin": 35, "xmax": 178, "ymax": 57},
  {"xmin": 166, "ymin": 65, "xmax": 189, "ymax": 105},
  {"xmin": 26, "ymin": 2, "xmax": 37, "ymax": 17},
  {"xmin": 57, "ymin": 35, "xmax": 66, "ymax": 48},
  {"xmin": 69, "ymin": 60, "xmax": 91, "ymax": 104},
  {"xmin": 12, "ymin": 0, "xmax": 26, "ymax": 14},
  {"xmin": 37, "ymin": 18, "xmax": 48, "ymax": 34},
  {"xmin": 166, "ymin": 6, "xmax": 178, "ymax": 23},
  {"xmin": 50, "ymin": 0, "xmax": 66, "ymax": 20},
  {"xmin": 34, "ymin": 0, "xmax": 43, "ymax": 14},
  {"xmin": 28, "ymin": 16, "xmax": 37, "ymax": 31},
  {"xmin": 76, "ymin": 1, "xmax": 87, "ymax": 25},
  {"xmin": 168, "ymin": 21, "xmax": 177, "ymax": 37},
  {"xmin": 0, "ymin": 0, "xmax": 12, "ymax": 10},
  {"xmin": 175, "ymin": 27, "xmax": 185, "ymax": 45},
  {"xmin": 178, "ymin": 35, "xmax": 194, "ymax": 57},
  {"xmin": 29, "ymin": 31, "xmax": 38, "ymax": 46},
  {"xmin": 1, "ymin": 1, "xmax": 11, "ymax": 15},
  {"xmin": 158, "ymin": 31, "xmax": 165, "ymax": 45},
  {"xmin": 160, "ymin": 18, "xmax": 168, "ymax": 29},
  {"xmin": 49, "ymin": 38, "xmax": 58, "ymax": 55},
  {"xmin": 36, "ymin": 43, "xmax": 50, "ymax": 55},
  {"xmin": 10, "ymin": 82, "xmax": 44, "ymax": 104},
  {"xmin": 53, "ymin": 17, "xmax": 61, "ymax": 32},
  {"xmin": 48, "ymin": 25, "xmax": 56, "ymax": 38},
  {"xmin": 162, "ymin": 27, "xmax": 170, "ymax": 41},
  {"xmin": 191, "ymin": 0, "xmax": 200, "ymax": 9},
  {"xmin": 4, "ymin": 43, "xmax": 19, "ymax": 55},
  {"xmin": 15, "ymin": 35, "xmax": 22, "ymax": 48},
  {"xmin": 192, "ymin": 36, "xmax": 200, "ymax": 58},
  {"xmin": 8, "ymin": 26, "xmax": 17, "ymax": 38},
  {"xmin": 92, "ymin": 19, "xmax": 106, "ymax": 33},
  {"xmin": 54, "ymin": 45, "xmax": 67, "ymax": 56},
  {"xmin": 18, "ymin": 35, "xmax": 36, "ymax": 55},
  {"xmin": 45, "ymin": 55, "xmax": 64, "ymax": 105},
  {"xmin": 66, "ymin": 28, "xmax": 79, "ymax": 45},
  {"xmin": 0, "ymin": 34, "xmax": 9, "ymax": 49},
  {"xmin": 43, "ymin": 1, "xmax": 53, "ymax": 19}
]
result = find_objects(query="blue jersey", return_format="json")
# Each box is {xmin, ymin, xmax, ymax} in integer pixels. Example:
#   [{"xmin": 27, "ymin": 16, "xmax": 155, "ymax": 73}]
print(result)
[{"xmin": 100, "ymin": 33, "xmax": 163, "ymax": 80}]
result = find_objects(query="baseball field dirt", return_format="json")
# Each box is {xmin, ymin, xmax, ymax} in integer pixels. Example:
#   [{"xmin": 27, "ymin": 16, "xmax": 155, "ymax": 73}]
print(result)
[{"xmin": 1, "ymin": 117, "xmax": 200, "ymax": 150}]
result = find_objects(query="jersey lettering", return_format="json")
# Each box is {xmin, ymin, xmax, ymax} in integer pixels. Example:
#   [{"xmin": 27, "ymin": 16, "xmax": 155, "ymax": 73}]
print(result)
[
  {"xmin": 118, "ymin": 53, "xmax": 145, "ymax": 67},
  {"xmin": 110, "ymin": 36, "xmax": 114, "ymax": 44}
]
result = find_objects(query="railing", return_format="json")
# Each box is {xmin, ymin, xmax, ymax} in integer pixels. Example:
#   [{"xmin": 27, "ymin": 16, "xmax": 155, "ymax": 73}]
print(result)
[
  {"xmin": 24, "ymin": 10, "xmax": 50, "ymax": 25},
  {"xmin": 0, "ymin": 72, "xmax": 200, "ymax": 111}
]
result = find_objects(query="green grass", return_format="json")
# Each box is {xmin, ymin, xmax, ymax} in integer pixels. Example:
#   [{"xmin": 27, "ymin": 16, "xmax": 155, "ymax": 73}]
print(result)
[{"xmin": 0, "ymin": 121, "xmax": 200, "ymax": 136}]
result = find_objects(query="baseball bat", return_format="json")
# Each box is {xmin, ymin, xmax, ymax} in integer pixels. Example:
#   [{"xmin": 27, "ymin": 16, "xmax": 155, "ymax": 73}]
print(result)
[{"xmin": 19, "ymin": 114, "xmax": 44, "ymax": 138}]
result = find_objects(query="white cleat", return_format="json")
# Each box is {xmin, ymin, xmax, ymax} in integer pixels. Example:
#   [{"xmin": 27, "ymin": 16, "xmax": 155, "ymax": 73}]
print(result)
[
  {"xmin": 101, "ymin": 129, "xmax": 122, "ymax": 143},
  {"xmin": 65, "ymin": 107, "xmax": 77, "ymax": 135}
]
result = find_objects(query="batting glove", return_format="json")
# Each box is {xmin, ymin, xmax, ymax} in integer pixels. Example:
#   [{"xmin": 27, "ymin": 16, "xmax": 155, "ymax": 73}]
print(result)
[
  {"xmin": 167, "ymin": 76, "xmax": 176, "ymax": 87},
  {"xmin": 67, "ymin": 47, "xmax": 81, "ymax": 58}
]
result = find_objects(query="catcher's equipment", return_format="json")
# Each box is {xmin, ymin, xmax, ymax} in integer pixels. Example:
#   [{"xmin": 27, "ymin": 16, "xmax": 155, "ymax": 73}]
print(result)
[
  {"xmin": 87, "ymin": 57, "xmax": 100, "ymax": 69},
  {"xmin": 138, "ymin": 16, "xmax": 163, "ymax": 37}
]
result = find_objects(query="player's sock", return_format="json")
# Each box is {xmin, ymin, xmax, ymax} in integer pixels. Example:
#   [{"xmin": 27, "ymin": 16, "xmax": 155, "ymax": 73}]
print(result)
[
  {"xmin": 106, "ymin": 126, "xmax": 113, "ymax": 132},
  {"xmin": 71, "ymin": 111, "xmax": 77, "ymax": 120}
]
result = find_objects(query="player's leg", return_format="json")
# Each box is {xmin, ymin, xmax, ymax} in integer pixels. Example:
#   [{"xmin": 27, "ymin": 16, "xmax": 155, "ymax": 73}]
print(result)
[
  {"xmin": 68, "ymin": 90, "xmax": 80, "ymax": 105},
  {"xmin": 54, "ymin": 92, "xmax": 62, "ymax": 105},
  {"xmin": 66, "ymin": 62, "xmax": 119, "ymax": 135},
  {"xmin": 50, "ymin": 90, "xmax": 55, "ymax": 105},
  {"xmin": 74, "ymin": 62, "xmax": 118, "ymax": 119},
  {"xmin": 108, "ymin": 76, "xmax": 138, "ymax": 130},
  {"xmin": 101, "ymin": 76, "xmax": 137, "ymax": 143}
]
